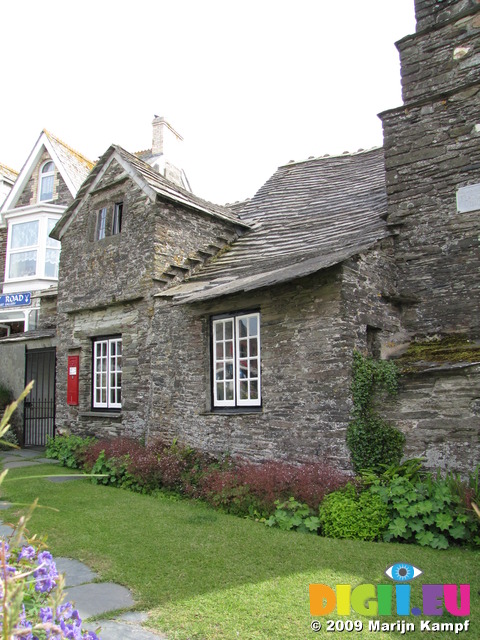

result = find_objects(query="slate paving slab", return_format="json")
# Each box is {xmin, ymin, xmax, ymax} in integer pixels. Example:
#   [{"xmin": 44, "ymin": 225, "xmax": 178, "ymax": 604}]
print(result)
[
  {"xmin": 65, "ymin": 583, "xmax": 135, "ymax": 620},
  {"xmin": 84, "ymin": 619, "xmax": 167, "ymax": 639},
  {"xmin": 54, "ymin": 557, "xmax": 98, "ymax": 587}
]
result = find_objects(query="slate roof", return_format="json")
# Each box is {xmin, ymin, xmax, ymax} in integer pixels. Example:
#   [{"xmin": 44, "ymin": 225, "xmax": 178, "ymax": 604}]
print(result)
[
  {"xmin": 53, "ymin": 144, "xmax": 246, "ymax": 240},
  {"xmin": 43, "ymin": 130, "xmax": 94, "ymax": 193},
  {"xmin": 161, "ymin": 147, "xmax": 389, "ymax": 303},
  {"xmin": 0, "ymin": 162, "xmax": 18, "ymax": 183}
]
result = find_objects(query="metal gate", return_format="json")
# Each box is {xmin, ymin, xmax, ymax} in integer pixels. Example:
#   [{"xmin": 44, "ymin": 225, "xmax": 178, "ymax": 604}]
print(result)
[{"xmin": 24, "ymin": 347, "xmax": 56, "ymax": 446}]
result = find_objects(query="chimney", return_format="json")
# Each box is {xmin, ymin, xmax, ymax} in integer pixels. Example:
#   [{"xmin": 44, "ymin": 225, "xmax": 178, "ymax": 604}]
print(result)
[
  {"xmin": 152, "ymin": 116, "xmax": 183, "ymax": 161},
  {"xmin": 150, "ymin": 116, "xmax": 191, "ymax": 191}
]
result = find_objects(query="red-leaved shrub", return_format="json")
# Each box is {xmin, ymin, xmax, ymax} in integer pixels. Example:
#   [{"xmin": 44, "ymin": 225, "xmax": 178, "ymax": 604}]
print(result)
[
  {"xmin": 82, "ymin": 437, "xmax": 349, "ymax": 517},
  {"xmin": 199, "ymin": 460, "xmax": 350, "ymax": 516}
]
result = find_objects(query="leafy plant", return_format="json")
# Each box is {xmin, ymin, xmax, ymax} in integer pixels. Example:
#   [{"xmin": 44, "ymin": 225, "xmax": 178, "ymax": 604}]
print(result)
[
  {"xmin": 346, "ymin": 350, "xmax": 404, "ymax": 474},
  {"xmin": 318, "ymin": 483, "xmax": 389, "ymax": 541},
  {"xmin": 370, "ymin": 474, "xmax": 480, "ymax": 549},
  {"xmin": 45, "ymin": 434, "xmax": 96, "ymax": 469},
  {"xmin": 265, "ymin": 497, "xmax": 320, "ymax": 534}
]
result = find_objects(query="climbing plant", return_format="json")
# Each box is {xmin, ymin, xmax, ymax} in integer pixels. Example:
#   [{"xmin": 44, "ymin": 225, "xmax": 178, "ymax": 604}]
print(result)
[{"xmin": 346, "ymin": 350, "xmax": 405, "ymax": 474}]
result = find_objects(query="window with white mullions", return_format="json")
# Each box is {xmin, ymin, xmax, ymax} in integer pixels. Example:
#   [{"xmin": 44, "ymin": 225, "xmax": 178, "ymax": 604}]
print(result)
[
  {"xmin": 93, "ymin": 337, "xmax": 122, "ymax": 409},
  {"xmin": 212, "ymin": 312, "xmax": 261, "ymax": 407}
]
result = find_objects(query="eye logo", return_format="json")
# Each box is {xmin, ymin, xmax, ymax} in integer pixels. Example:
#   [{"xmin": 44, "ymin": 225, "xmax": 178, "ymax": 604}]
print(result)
[{"xmin": 385, "ymin": 563, "xmax": 422, "ymax": 582}]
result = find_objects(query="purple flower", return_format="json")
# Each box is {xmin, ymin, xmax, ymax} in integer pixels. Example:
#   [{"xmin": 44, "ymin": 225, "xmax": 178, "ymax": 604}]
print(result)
[
  {"xmin": 18, "ymin": 545, "xmax": 36, "ymax": 561},
  {"xmin": 34, "ymin": 551, "xmax": 58, "ymax": 593},
  {"xmin": 40, "ymin": 607, "xmax": 54, "ymax": 623}
]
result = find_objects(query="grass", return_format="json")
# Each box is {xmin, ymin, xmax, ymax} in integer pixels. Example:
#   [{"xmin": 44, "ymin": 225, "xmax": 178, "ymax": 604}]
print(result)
[{"xmin": 2, "ymin": 464, "xmax": 479, "ymax": 639}]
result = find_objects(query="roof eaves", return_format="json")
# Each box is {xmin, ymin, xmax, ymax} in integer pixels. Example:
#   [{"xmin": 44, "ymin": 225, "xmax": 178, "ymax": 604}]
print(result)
[{"xmin": 159, "ymin": 236, "xmax": 387, "ymax": 304}]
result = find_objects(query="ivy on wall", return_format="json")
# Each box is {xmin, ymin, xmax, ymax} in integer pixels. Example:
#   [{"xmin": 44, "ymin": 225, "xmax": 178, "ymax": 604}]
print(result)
[{"xmin": 346, "ymin": 350, "xmax": 405, "ymax": 474}]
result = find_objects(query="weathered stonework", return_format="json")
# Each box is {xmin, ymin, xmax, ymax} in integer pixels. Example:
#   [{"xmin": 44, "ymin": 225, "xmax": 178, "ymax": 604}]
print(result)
[
  {"xmin": 150, "ymin": 268, "xmax": 356, "ymax": 468},
  {"xmin": 55, "ymin": 155, "xmax": 241, "ymax": 439}
]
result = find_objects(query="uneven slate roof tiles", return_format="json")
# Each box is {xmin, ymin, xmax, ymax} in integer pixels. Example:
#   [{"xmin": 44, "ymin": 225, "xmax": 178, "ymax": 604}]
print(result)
[
  {"xmin": 162, "ymin": 147, "xmax": 389, "ymax": 303},
  {"xmin": 43, "ymin": 130, "xmax": 94, "ymax": 193},
  {"xmin": 53, "ymin": 144, "xmax": 246, "ymax": 239},
  {"xmin": 0, "ymin": 162, "xmax": 18, "ymax": 183}
]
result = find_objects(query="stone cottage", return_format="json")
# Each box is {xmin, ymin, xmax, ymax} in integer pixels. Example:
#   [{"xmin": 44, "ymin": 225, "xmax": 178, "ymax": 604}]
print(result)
[{"xmin": 5, "ymin": 0, "xmax": 480, "ymax": 472}]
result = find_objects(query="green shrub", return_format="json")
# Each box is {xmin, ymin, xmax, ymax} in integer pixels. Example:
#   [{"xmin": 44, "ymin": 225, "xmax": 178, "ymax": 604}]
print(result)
[
  {"xmin": 0, "ymin": 383, "xmax": 13, "ymax": 412},
  {"xmin": 319, "ymin": 484, "xmax": 389, "ymax": 541},
  {"xmin": 265, "ymin": 497, "xmax": 320, "ymax": 534},
  {"xmin": 370, "ymin": 473, "xmax": 480, "ymax": 549},
  {"xmin": 346, "ymin": 351, "xmax": 404, "ymax": 474},
  {"xmin": 45, "ymin": 434, "xmax": 96, "ymax": 468}
]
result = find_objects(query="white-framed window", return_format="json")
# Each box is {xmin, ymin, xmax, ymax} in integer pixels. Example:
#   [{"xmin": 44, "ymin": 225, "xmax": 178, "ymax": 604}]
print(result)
[
  {"xmin": 95, "ymin": 207, "xmax": 107, "ymax": 241},
  {"xmin": 93, "ymin": 336, "xmax": 122, "ymax": 409},
  {"xmin": 212, "ymin": 312, "xmax": 261, "ymax": 408},
  {"xmin": 39, "ymin": 161, "xmax": 55, "ymax": 202},
  {"xmin": 112, "ymin": 202, "xmax": 123, "ymax": 235},
  {"xmin": 6, "ymin": 216, "xmax": 61, "ymax": 280}
]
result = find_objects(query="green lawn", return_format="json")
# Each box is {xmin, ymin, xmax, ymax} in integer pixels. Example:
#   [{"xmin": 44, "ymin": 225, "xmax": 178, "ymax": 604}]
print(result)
[{"xmin": 2, "ymin": 465, "xmax": 478, "ymax": 639}]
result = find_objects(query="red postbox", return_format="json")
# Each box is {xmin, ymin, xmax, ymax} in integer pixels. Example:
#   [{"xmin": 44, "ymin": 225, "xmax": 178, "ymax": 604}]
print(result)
[{"xmin": 67, "ymin": 355, "xmax": 79, "ymax": 405}]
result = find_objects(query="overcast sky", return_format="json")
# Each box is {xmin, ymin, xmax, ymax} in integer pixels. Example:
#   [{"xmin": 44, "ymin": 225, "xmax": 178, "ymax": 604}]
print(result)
[{"xmin": 1, "ymin": 0, "xmax": 415, "ymax": 205}]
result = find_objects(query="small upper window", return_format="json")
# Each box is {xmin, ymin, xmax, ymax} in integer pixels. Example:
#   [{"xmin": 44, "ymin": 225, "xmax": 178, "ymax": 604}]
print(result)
[
  {"xmin": 95, "ymin": 207, "xmax": 107, "ymax": 241},
  {"xmin": 112, "ymin": 202, "xmax": 123, "ymax": 235},
  {"xmin": 39, "ymin": 161, "xmax": 55, "ymax": 201}
]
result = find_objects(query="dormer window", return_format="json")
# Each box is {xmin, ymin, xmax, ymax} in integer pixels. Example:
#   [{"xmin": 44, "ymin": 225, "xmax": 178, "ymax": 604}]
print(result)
[{"xmin": 39, "ymin": 161, "xmax": 55, "ymax": 201}]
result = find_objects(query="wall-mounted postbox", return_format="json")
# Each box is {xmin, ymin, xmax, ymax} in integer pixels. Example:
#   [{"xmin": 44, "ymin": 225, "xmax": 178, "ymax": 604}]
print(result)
[{"xmin": 67, "ymin": 355, "xmax": 79, "ymax": 405}]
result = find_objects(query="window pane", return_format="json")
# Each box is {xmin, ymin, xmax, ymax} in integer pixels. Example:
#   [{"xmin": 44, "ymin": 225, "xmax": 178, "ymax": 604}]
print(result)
[
  {"xmin": 40, "ymin": 175, "xmax": 54, "ymax": 201},
  {"xmin": 113, "ymin": 203, "xmax": 123, "ymax": 235},
  {"xmin": 9, "ymin": 250, "xmax": 37, "ymax": 278},
  {"xmin": 239, "ymin": 381, "xmax": 248, "ymax": 400},
  {"xmin": 216, "ymin": 383, "xmax": 225, "ymax": 402},
  {"xmin": 215, "ymin": 365, "xmax": 224, "ymax": 381},
  {"xmin": 238, "ymin": 318, "xmax": 248, "ymax": 337},
  {"xmin": 47, "ymin": 219, "xmax": 61, "ymax": 248},
  {"xmin": 216, "ymin": 343, "xmax": 224, "ymax": 359},
  {"xmin": 42, "ymin": 161, "xmax": 54, "ymax": 173},
  {"xmin": 11, "ymin": 221, "xmax": 39, "ymax": 248},
  {"xmin": 225, "ymin": 322, "xmax": 233, "ymax": 340},
  {"xmin": 225, "ymin": 361, "xmax": 234, "ymax": 380},
  {"xmin": 249, "ymin": 316, "xmax": 258, "ymax": 335},
  {"xmin": 96, "ymin": 208, "xmax": 107, "ymax": 240},
  {"xmin": 250, "ymin": 361, "xmax": 258, "ymax": 378},
  {"xmin": 250, "ymin": 338, "xmax": 258, "ymax": 357},
  {"xmin": 239, "ymin": 339, "xmax": 248, "ymax": 358},
  {"xmin": 215, "ymin": 323, "xmax": 223, "ymax": 340},
  {"xmin": 225, "ymin": 341, "xmax": 233, "ymax": 358},
  {"xmin": 250, "ymin": 380, "xmax": 258, "ymax": 400},
  {"xmin": 45, "ymin": 248, "xmax": 60, "ymax": 278},
  {"xmin": 225, "ymin": 381, "xmax": 234, "ymax": 400}
]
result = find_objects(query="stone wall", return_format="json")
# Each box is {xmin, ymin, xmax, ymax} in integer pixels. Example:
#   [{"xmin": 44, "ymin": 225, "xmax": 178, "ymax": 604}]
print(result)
[
  {"xmin": 414, "ymin": 0, "xmax": 478, "ymax": 32},
  {"xmin": 382, "ymin": 363, "xmax": 480, "ymax": 474},
  {"xmin": 381, "ymin": 73, "xmax": 480, "ymax": 339},
  {"xmin": 55, "ymin": 156, "xmax": 241, "ymax": 440},
  {"xmin": 55, "ymin": 299, "xmax": 152, "ymax": 438},
  {"xmin": 398, "ymin": 8, "xmax": 480, "ymax": 103},
  {"xmin": 150, "ymin": 267, "xmax": 357, "ymax": 469}
]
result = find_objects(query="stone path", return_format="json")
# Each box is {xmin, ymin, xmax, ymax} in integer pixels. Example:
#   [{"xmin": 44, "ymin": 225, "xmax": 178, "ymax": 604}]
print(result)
[{"xmin": 0, "ymin": 448, "xmax": 166, "ymax": 639}]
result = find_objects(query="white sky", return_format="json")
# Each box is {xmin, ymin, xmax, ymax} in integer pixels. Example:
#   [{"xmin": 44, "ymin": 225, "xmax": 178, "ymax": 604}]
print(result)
[{"xmin": 1, "ymin": 0, "xmax": 416, "ymax": 205}]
